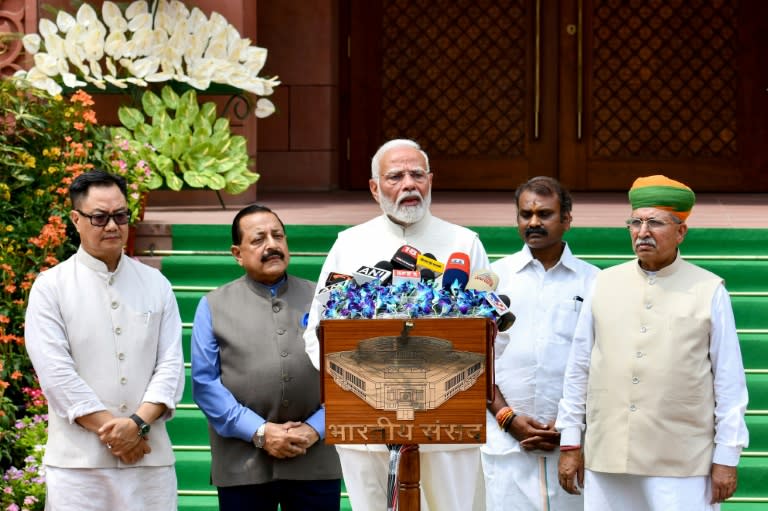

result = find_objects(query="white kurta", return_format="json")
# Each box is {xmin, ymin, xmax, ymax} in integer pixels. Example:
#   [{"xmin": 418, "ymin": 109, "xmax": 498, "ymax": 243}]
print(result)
[
  {"xmin": 556, "ymin": 257, "xmax": 749, "ymax": 510},
  {"xmin": 304, "ymin": 212, "xmax": 490, "ymax": 511},
  {"xmin": 25, "ymin": 247, "xmax": 184, "ymax": 509},
  {"xmin": 481, "ymin": 244, "xmax": 598, "ymax": 511}
]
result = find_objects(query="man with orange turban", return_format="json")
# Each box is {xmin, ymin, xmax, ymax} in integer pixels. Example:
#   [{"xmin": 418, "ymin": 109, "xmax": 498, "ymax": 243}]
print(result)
[{"xmin": 555, "ymin": 175, "xmax": 749, "ymax": 510}]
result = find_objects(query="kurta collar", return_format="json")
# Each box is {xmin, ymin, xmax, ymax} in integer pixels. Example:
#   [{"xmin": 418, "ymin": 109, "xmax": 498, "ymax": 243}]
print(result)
[
  {"xmin": 510, "ymin": 242, "xmax": 578, "ymax": 274},
  {"xmin": 380, "ymin": 211, "xmax": 433, "ymax": 239},
  {"xmin": 245, "ymin": 274, "xmax": 288, "ymax": 298},
  {"xmin": 75, "ymin": 245, "xmax": 125, "ymax": 276},
  {"xmin": 634, "ymin": 250, "xmax": 683, "ymax": 277}
]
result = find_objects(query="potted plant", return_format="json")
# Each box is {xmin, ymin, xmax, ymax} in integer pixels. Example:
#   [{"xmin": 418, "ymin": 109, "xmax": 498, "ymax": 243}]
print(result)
[{"xmin": 16, "ymin": 0, "xmax": 279, "ymax": 201}]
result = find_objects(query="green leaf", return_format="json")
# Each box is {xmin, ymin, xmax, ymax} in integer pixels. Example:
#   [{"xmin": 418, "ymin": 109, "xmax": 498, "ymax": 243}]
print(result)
[
  {"xmin": 165, "ymin": 172, "xmax": 184, "ymax": 191},
  {"xmin": 212, "ymin": 117, "xmax": 230, "ymax": 135},
  {"xmin": 192, "ymin": 115, "xmax": 213, "ymax": 137},
  {"xmin": 198, "ymin": 102, "xmax": 217, "ymax": 125},
  {"xmin": 134, "ymin": 123, "xmax": 153, "ymax": 144},
  {"xmin": 177, "ymin": 89, "xmax": 200, "ymax": 125},
  {"xmin": 110, "ymin": 126, "xmax": 133, "ymax": 140},
  {"xmin": 145, "ymin": 172, "xmax": 164, "ymax": 189},
  {"xmin": 141, "ymin": 90, "xmax": 164, "ymax": 117},
  {"xmin": 162, "ymin": 134, "xmax": 189, "ymax": 161},
  {"xmin": 160, "ymin": 85, "xmax": 180, "ymax": 110},
  {"xmin": 223, "ymin": 174, "xmax": 253, "ymax": 195},
  {"xmin": 117, "ymin": 106, "xmax": 144, "ymax": 130}
]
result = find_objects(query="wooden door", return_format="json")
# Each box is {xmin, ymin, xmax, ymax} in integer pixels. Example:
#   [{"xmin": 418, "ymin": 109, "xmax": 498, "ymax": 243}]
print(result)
[{"xmin": 342, "ymin": 0, "xmax": 767, "ymax": 191}]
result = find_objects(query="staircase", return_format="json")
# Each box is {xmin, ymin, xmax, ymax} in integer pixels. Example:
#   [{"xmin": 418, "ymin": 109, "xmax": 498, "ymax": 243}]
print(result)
[{"xmin": 155, "ymin": 224, "xmax": 768, "ymax": 511}]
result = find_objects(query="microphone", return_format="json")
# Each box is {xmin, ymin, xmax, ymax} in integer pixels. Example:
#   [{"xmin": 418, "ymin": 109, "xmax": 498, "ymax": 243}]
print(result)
[
  {"xmin": 353, "ymin": 263, "xmax": 393, "ymax": 285},
  {"xmin": 416, "ymin": 252, "xmax": 445, "ymax": 275},
  {"xmin": 325, "ymin": 272, "xmax": 355, "ymax": 286},
  {"xmin": 465, "ymin": 270, "xmax": 500, "ymax": 292},
  {"xmin": 442, "ymin": 252, "xmax": 470, "ymax": 291},
  {"xmin": 496, "ymin": 295, "xmax": 516, "ymax": 331},
  {"xmin": 392, "ymin": 269, "xmax": 421, "ymax": 286},
  {"xmin": 419, "ymin": 268, "xmax": 436, "ymax": 282},
  {"xmin": 391, "ymin": 245, "xmax": 421, "ymax": 271}
]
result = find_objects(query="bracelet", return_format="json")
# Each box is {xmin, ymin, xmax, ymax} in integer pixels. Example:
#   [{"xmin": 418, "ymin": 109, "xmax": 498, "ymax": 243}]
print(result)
[
  {"xmin": 560, "ymin": 445, "xmax": 581, "ymax": 452},
  {"xmin": 495, "ymin": 406, "xmax": 516, "ymax": 432}
]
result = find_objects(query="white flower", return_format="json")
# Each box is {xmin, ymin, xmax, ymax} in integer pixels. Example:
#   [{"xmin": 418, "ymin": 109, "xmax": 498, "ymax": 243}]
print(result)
[
  {"xmin": 76, "ymin": 3, "xmax": 99, "ymax": 28},
  {"xmin": 254, "ymin": 98, "xmax": 275, "ymax": 118},
  {"xmin": 39, "ymin": 18, "xmax": 57, "ymax": 39},
  {"xmin": 105, "ymin": 32, "xmax": 128, "ymax": 59},
  {"xmin": 25, "ymin": 67, "xmax": 62, "ymax": 96},
  {"xmin": 126, "ymin": 1, "xmax": 149, "ymax": 19},
  {"xmin": 22, "ymin": 34, "xmax": 41, "ymax": 54},
  {"xmin": 56, "ymin": 10, "xmax": 76, "ymax": 33},
  {"xmin": 34, "ymin": 53, "xmax": 60, "ymax": 76},
  {"xmin": 61, "ymin": 72, "xmax": 86, "ymax": 88},
  {"xmin": 102, "ymin": 2, "xmax": 128, "ymax": 32},
  {"xmin": 129, "ymin": 12, "xmax": 153, "ymax": 32}
]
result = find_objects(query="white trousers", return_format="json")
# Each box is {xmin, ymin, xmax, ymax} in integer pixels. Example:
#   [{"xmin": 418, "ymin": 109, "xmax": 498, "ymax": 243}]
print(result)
[
  {"xmin": 482, "ymin": 450, "xmax": 583, "ymax": 511},
  {"xmin": 584, "ymin": 470, "xmax": 717, "ymax": 511},
  {"xmin": 337, "ymin": 446, "xmax": 485, "ymax": 511},
  {"xmin": 45, "ymin": 465, "xmax": 177, "ymax": 511}
]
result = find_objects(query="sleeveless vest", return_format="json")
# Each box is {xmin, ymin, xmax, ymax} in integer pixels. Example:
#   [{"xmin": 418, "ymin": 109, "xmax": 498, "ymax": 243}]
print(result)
[
  {"xmin": 586, "ymin": 256, "xmax": 721, "ymax": 476},
  {"xmin": 206, "ymin": 275, "xmax": 341, "ymax": 486}
]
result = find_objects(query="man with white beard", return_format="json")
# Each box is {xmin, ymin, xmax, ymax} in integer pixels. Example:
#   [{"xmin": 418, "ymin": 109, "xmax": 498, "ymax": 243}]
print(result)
[{"xmin": 304, "ymin": 139, "xmax": 490, "ymax": 511}]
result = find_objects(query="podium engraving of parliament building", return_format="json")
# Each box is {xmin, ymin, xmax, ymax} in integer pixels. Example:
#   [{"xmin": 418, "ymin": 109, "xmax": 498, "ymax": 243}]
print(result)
[{"xmin": 320, "ymin": 317, "xmax": 493, "ymax": 445}]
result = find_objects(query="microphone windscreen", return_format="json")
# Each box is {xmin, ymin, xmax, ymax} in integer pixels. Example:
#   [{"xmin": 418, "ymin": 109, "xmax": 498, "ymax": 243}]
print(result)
[
  {"xmin": 497, "ymin": 294, "xmax": 516, "ymax": 331},
  {"xmin": 442, "ymin": 252, "xmax": 470, "ymax": 290},
  {"xmin": 325, "ymin": 272, "xmax": 355, "ymax": 286},
  {"xmin": 391, "ymin": 245, "xmax": 421, "ymax": 270},
  {"xmin": 465, "ymin": 270, "xmax": 499, "ymax": 292},
  {"xmin": 419, "ymin": 268, "xmax": 436, "ymax": 282},
  {"xmin": 416, "ymin": 253, "xmax": 445, "ymax": 274},
  {"xmin": 374, "ymin": 260, "xmax": 394, "ymax": 285}
]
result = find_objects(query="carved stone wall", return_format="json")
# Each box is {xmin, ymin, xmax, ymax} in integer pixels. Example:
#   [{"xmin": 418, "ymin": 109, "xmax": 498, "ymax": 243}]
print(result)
[{"xmin": 0, "ymin": 0, "xmax": 37, "ymax": 76}]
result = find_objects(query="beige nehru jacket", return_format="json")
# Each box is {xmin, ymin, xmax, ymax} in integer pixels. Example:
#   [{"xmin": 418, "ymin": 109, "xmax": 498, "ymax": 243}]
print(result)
[{"xmin": 585, "ymin": 257, "xmax": 721, "ymax": 476}]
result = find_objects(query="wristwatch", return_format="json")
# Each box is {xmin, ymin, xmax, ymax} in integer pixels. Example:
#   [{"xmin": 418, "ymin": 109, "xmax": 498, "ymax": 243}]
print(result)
[
  {"xmin": 130, "ymin": 413, "xmax": 151, "ymax": 438},
  {"xmin": 253, "ymin": 423, "xmax": 267, "ymax": 448}
]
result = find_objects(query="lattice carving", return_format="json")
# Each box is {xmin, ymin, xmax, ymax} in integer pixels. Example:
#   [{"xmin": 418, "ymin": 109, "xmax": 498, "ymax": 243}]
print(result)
[
  {"xmin": 0, "ymin": 0, "xmax": 35, "ymax": 76},
  {"xmin": 591, "ymin": 0, "xmax": 738, "ymax": 159},
  {"xmin": 380, "ymin": 0, "xmax": 527, "ymax": 157}
]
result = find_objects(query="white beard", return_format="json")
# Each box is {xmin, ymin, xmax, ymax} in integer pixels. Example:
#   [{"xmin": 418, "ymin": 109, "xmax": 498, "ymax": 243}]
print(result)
[{"xmin": 379, "ymin": 189, "xmax": 432, "ymax": 225}]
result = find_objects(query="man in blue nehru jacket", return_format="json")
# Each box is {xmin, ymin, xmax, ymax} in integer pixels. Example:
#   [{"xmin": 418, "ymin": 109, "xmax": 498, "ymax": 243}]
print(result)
[{"xmin": 192, "ymin": 204, "xmax": 341, "ymax": 510}]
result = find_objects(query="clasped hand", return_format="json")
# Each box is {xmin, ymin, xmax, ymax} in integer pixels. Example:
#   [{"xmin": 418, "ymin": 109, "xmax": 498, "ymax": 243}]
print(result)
[
  {"xmin": 507, "ymin": 415, "xmax": 561, "ymax": 451},
  {"xmin": 261, "ymin": 421, "xmax": 319, "ymax": 459},
  {"xmin": 98, "ymin": 417, "xmax": 151, "ymax": 464}
]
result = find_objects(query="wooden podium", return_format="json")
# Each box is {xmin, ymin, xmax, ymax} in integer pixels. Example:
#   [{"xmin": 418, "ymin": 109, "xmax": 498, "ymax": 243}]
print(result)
[{"xmin": 319, "ymin": 317, "xmax": 494, "ymax": 510}]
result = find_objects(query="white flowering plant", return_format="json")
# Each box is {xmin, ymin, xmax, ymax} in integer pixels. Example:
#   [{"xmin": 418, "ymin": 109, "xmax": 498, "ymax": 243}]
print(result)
[
  {"xmin": 15, "ymin": 0, "xmax": 279, "ymax": 195},
  {"xmin": 17, "ymin": 0, "xmax": 278, "ymax": 119}
]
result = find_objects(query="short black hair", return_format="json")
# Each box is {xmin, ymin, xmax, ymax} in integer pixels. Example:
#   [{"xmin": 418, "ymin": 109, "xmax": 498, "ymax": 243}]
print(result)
[
  {"xmin": 69, "ymin": 170, "xmax": 128, "ymax": 209},
  {"xmin": 514, "ymin": 176, "xmax": 573, "ymax": 221},
  {"xmin": 231, "ymin": 204, "xmax": 285, "ymax": 245}
]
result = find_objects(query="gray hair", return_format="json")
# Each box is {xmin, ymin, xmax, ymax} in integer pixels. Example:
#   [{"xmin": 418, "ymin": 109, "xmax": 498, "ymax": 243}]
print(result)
[{"xmin": 370, "ymin": 139, "xmax": 431, "ymax": 179}]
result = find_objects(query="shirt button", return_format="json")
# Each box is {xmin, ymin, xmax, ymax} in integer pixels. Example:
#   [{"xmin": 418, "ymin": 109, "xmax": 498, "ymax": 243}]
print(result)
[
  {"xmin": 282, "ymin": 400, "xmax": 290, "ymax": 407},
  {"xmin": 273, "ymin": 304, "xmax": 281, "ymax": 313},
  {"xmin": 648, "ymin": 278, "xmax": 656, "ymax": 285},
  {"xmin": 119, "ymin": 404, "xmax": 128, "ymax": 412},
  {"xmin": 111, "ymin": 301, "xmax": 119, "ymax": 309},
  {"xmin": 276, "ymin": 329, "xmax": 285, "ymax": 335},
  {"xmin": 281, "ymin": 351, "xmax": 288, "ymax": 357},
  {"xmin": 632, "ymin": 377, "xmax": 640, "ymax": 384},
  {"xmin": 120, "ymin": 377, "xmax": 127, "ymax": 385},
  {"xmin": 629, "ymin": 404, "xmax": 637, "ymax": 411},
  {"xmin": 108, "ymin": 277, "xmax": 115, "ymax": 285},
  {"xmin": 115, "ymin": 327, "xmax": 122, "ymax": 335},
  {"xmin": 640, "ymin": 326, "xmax": 646, "ymax": 333},
  {"xmin": 636, "ymin": 351, "xmax": 644, "ymax": 358},
  {"xmin": 283, "ymin": 375, "xmax": 290, "ymax": 382},
  {"xmin": 118, "ymin": 353, "xmax": 126, "ymax": 360},
  {"xmin": 645, "ymin": 303, "xmax": 652, "ymax": 309}
]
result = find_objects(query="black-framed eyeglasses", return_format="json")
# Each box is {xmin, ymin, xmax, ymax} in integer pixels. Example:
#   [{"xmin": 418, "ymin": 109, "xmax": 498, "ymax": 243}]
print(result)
[{"xmin": 76, "ymin": 209, "xmax": 131, "ymax": 227}]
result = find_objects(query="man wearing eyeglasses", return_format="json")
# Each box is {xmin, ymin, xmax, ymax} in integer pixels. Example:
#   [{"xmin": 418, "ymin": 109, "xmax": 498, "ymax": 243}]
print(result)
[
  {"xmin": 25, "ymin": 170, "xmax": 184, "ymax": 510},
  {"xmin": 555, "ymin": 175, "xmax": 749, "ymax": 510},
  {"xmin": 304, "ymin": 139, "xmax": 490, "ymax": 511}
]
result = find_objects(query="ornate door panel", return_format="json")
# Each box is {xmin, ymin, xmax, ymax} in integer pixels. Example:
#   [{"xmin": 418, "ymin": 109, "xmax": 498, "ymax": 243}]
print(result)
[
  {"xmin": 343, "ymin": 0, "xmax": 767, "ymax": 191},
  {"xmin": 559, "ymin": 0, "xmax": 768, "ymax": 191},
  {"xmin": 343, "ymin": 0, "xmax": 559, "ymax": 190}
]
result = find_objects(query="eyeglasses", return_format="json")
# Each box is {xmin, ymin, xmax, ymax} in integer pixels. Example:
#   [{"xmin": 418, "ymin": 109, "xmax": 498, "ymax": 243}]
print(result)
[
  {"xmin": 381, "ymin": 169, "xmax": 430, "ymax": 185},
  {"xmin": 625, "ymin": 217, "xmax": 678, "ymax": 231},
  {"xmin": 76, "ymin": 209, "xmax": 131, "ymax": 227}
]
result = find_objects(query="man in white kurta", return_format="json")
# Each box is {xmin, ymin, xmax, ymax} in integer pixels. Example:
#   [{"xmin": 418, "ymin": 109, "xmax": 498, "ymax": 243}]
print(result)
[
  {"xmin": 25, "ymin": 171, "xmax": 184, "ymax": 510},
  {"xmin": 555, "ymin": 175, "xmax": 749, "ymax": 510},
  {"xmin": 304, "ymin": 139, "xmax": 489, "ymax": 511},
  {"xmin": 481, "ymin": 177, "xmax": 598, "ymax": 511}
]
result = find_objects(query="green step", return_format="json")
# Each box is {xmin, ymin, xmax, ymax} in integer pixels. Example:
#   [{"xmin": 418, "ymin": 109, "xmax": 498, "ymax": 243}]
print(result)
[
  {"xmin": 167, "ymin": 408, "xmax": 210, "ymax": 446},
  {"xmin": 745, "ymin": 416, "xmax": 768, "ymax": 453},
  {"xmin": 733, "ymin": 457, "xmax": 768, "ymax": 498},
  {"xmin": 178, "ymin": 495, "xmax": 219, "ymax": 511},
  {"xmin": 742, "ymin": 333, "xmax": 768, "ymax": 371},
  {"xmin": 175, "ymin": 450, "xmax": 215, "ymax": 492},
  {"xmin": 747, "ymin": 374, "xmax": 768, "ymax": 410}
]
